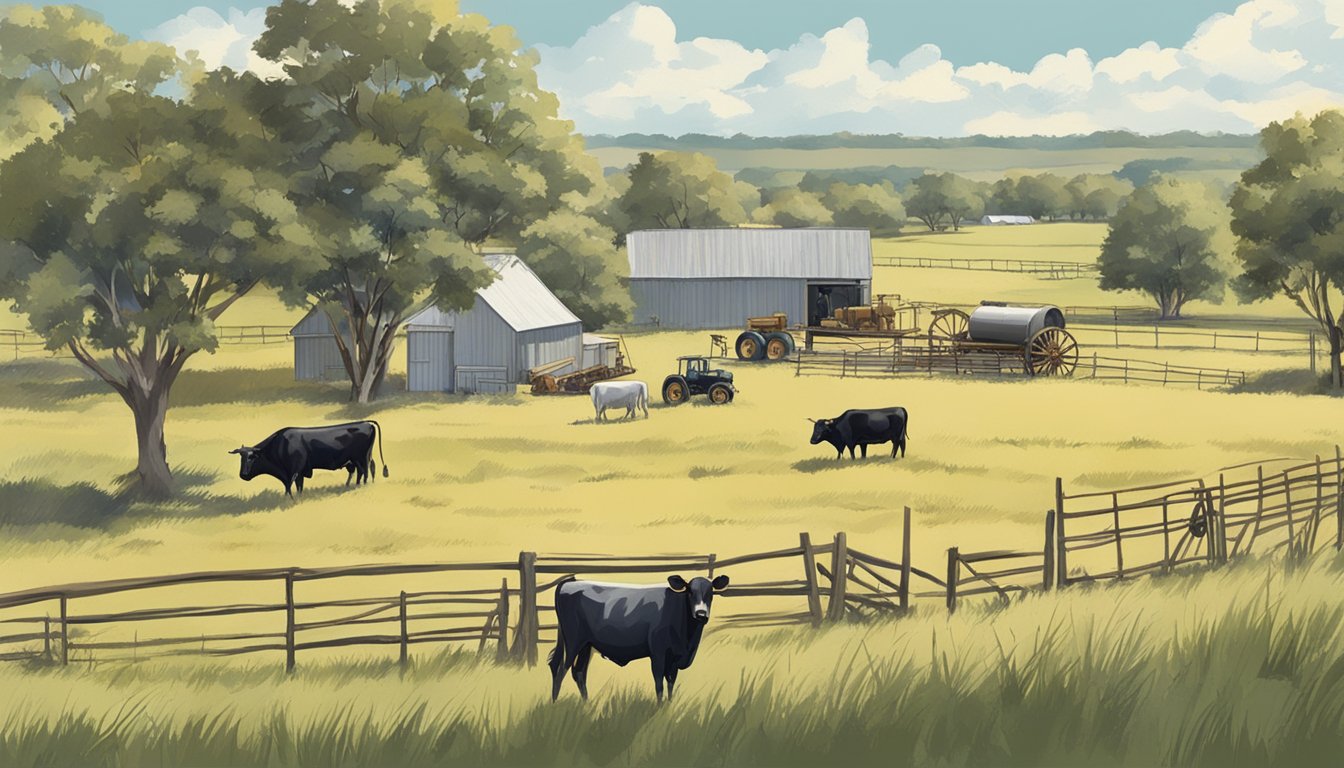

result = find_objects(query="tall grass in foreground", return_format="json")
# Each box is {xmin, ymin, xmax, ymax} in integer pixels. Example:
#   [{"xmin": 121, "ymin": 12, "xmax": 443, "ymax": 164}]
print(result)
[{"xmin": 2, "ymin": 555, "xmax": 1344, "ymax": 767}]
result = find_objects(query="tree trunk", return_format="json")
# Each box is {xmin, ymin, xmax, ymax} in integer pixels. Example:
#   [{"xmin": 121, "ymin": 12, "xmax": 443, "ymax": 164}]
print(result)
[
  {"xmin": 130, "ymin": 386, "xmax": 174, "ymax": 498},
  {"xmin": 1330, "ymin": 325, "xmax": 1343, "ymax": 389}
]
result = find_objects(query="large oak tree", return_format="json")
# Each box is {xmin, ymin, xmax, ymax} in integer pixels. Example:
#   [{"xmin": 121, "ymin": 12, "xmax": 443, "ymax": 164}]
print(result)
[{"xmin": 1230, "ymin": 109, "xmax": 1344, "ymax": 387}]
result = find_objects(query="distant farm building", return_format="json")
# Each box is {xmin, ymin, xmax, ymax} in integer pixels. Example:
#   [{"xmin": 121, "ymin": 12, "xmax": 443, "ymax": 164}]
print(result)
[
  {"xmin": 626, "ymin": 228, "xmax": 873, "ymax": 329},
  {"xmin": 292, "ymin": 255, "xmax": 583, "ymax": 394},
  {"xmin": 980, "ymin": 215, "xmax": 1036, "ymax": 225}
]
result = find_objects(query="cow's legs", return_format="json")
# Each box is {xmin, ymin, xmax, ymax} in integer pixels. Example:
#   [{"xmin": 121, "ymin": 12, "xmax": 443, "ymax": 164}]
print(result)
[
  {"xmin": 294, "ymin": 475, "xmax": 304, "ymax": 494},
  {"xmin": 548, "ymin": 637, "xmax": 571, "ymax": 702},
  {"xmin": 283, "ymin": 480, "xmax": 293, "ymax": 498},
  {"xmin": 860, "ymin": 444, "xmax": 868, "ymax": 459},
  {"xmin": 650, "ymin": 656, "xmax": 667, "ymax": 701},
  {"xmin": 665, "ymin": 667, "xmax": 679, "ymax": 701},
  {"xmin": 570, "ymin": 646, "xmax": 593, "ymax": 700},
  {"xmin": 848, "ymin": 446, "xmax": 856, "ymax": 460},
  {"xmin": 346, "ymin": 465, "xmax": 355, "ymax": 486}
]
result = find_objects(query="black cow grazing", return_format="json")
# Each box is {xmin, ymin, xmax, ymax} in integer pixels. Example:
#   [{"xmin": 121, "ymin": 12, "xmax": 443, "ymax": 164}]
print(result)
[
  {"xmin": 809, "ymin": 407, "xmax": 909, "ymax": 459},
  {"xmin": 230, "ymin": 421, "xmax": 388, "ymax": 497},
  {"xmin": 548, "ymin": 574, "xmax": 730, "ymax": 702}
]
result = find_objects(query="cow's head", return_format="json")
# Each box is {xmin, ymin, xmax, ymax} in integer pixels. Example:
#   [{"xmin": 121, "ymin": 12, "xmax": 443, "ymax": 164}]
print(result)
[
  {"xmin": 808, "ymin": 418, "xmax": 836, "ymax": 445},
  {"xmin": 228, "ymin": 446, "xmax": 261, "ymax": 480},
  {"xmin": 667, "ymin": 574, "xmax": 730, "ymax": 624}
]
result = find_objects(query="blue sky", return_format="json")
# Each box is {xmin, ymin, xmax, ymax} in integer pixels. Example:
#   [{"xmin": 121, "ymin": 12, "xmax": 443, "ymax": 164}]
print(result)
[
  {"xmin": 45, "ymin": 0, "xmax": 1243, "ymax": 71},
  {"xmin": 25, "ymin": 1, "xmax": 1344, "ymax": 136}
]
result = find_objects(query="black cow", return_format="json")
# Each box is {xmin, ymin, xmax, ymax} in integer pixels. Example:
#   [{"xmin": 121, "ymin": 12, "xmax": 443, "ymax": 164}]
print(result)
[
  {"xmin": 809, "ymin": 407, "xmax": 909, "ymax": 459},
  {"xmin": 548, "ymin": 574, "xmax": 730, "ymax": 702},
  {"xmin": 230, "ymin": 421, "xmax": 388, "ymax": 497}
]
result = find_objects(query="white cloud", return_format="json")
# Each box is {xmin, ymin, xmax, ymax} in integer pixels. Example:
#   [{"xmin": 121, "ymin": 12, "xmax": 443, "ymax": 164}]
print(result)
[
  {"xmin": 146, "ymin": 1, "xmax": 1344, "ymax": 137},
  {"xmin": 149, "ymin": 7, "xmax": 286, "ymax": 80},
  {"xmin": 533, "ymin": 0, "xmax": 1344, "ymax": 136}
]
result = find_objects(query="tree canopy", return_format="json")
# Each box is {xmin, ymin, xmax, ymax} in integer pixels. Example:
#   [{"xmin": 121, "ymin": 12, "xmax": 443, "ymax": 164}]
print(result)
[
  {"xmin": 615, "ymin": 151, "xmax": 749, "ymax": 234},
  {"xmin": 1098, "ymin": 177, "xmax": 1232, "ymax": 319},
  {"xmin": 1230, "ymin": 109, "xmax": 1344, "ymax": 386},
  {"xmin": 751, "ymin": 189, "xmax": 833, "ymax": 228}
]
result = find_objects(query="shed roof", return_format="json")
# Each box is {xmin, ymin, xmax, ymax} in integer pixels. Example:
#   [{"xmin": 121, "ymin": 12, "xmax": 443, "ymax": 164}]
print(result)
[
  {"xmin": 404, "ymin": 254, "xmax": 580, "ymax": 332},
  {"xmin": 626, "ymin": 228, "xmax": 872, "ymax": 280}
]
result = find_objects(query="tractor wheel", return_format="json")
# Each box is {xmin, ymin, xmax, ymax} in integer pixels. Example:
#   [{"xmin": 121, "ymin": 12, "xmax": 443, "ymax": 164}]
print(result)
[
  {"xmin": 708, "ymin": 383, "xmax": 733, "ymax": 404},
  {"xmin": 735, "ymin": 331, "xmax": 767, "ymax": 361},
  {"xmin": 662, "ymin": 376, "xmax": 691, "ymax": 405},
  {"xmin": 764, "ymin": 332, "xmax": 795, "ymax": 361}
]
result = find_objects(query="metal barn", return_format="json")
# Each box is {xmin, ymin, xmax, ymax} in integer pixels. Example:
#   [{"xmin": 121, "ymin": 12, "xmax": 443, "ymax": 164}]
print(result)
[
  {"xmin": 291, "ymin": 312, "xmax": 353, "ymax": 381},
  {"xmin": 625, "ymin": 228, "xmax": 873, "ymax": 329},
  {"xmin": 402, "ymin": 254, "xmax": 583, "ymax": 394}
]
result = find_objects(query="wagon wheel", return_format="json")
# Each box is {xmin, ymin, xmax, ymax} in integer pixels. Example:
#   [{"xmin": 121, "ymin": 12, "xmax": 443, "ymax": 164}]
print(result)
[
  {"xmin": 927, "ymin": 309, "xmax": 970, "ymax": 350},
  {"xmin": 1026, "ymin": 327, "xmax": 1079, "ymax": 376}
]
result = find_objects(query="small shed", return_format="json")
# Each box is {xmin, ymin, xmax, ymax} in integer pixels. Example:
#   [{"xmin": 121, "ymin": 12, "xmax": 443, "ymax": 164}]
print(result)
[
  {"xmin": 403, "ymin": 254, "xmax": 583, "ymax": 394},
  {"xmin": 581, "ymin": 334, "xmax": 620, "ymax": 369},
  {"xmin": 980, "ymin": 215, "xmax": 1035, "ymax": 225},
  {"xmin": 626, "ymin": 228, "xmax": 872, "ymax": 329}
]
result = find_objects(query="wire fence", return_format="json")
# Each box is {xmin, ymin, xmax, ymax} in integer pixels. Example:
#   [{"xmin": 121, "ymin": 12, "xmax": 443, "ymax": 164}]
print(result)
[
  {"xmin": 0, "ymin": 326, "xmax": 296, "ymax": 363},
  {"xmin": 873, "ymin": 255, "xmax": 1098, "ymax": 279}
]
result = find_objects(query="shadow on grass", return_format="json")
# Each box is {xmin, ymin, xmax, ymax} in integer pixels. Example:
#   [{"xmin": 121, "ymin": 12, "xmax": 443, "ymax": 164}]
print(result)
[{"xmin": 1228, "ymin": 369, "xmax": 1344, "ymax": 398}]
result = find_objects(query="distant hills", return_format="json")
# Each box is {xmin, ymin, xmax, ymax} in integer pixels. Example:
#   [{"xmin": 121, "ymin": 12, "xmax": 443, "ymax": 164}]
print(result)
[{"xmin": 582, "ymin": 131, "xmax": 1261, "ymax": 152}]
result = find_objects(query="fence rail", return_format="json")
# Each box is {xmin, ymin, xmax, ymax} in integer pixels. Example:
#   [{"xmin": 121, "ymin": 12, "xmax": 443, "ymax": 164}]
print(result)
[
  {"xmin": 1, "ymin": 325, "xmax": 296, "ymax": 362},
  {"xmin": 791, "ymin": 347, "xmax": 1247, "ymax": 389},
  {"xmin": 873, "ymin": 255, "xmax": 1098, "ymax": 279},
  {"xmin": 0, "ymin": 510, "xmax": 939, "ymax": 670}
]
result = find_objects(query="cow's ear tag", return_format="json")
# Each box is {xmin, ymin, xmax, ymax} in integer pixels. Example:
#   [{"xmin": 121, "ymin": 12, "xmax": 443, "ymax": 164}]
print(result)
[{"xmin": 667, "ymin": 575, "xmax": 688, "ymax": 592}]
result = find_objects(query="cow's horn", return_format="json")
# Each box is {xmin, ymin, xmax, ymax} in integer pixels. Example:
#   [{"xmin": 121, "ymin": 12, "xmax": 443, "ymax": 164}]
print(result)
[{"xmin": 806, "ymin": 418, "xmax": 816, "ymax": 423}]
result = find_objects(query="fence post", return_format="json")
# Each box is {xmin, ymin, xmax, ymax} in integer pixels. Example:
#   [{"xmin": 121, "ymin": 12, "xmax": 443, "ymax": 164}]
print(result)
[
  {"xmin": 512, "ymin": 552, "xmax": 538, "ymax": 666},
  {"xmin": 799, "ymin": 533, "xmax": 823, "ymax": 627},
  {"xmin": 1154, "ymin": 325, "xmax": 1159, "ymax": 349},
  {"xmin": 1055, "ymin": 477, "xmax": 1069, "ymax": 587},
  {"xmin": 1310, "ymin": 456, "xmax": 1325, "ymax": 554},
  {"xmin": 58, "ymin": 595, "xmax": 68, "ymax": 665},
  {"xmin": 1042, "ymin": 509, "xmax": 1056, "ymax": 590},
  {"xmin": 1112, "ymin": 491, "xmax": 1125, "ymax": 578},
  {"xmin": 1161, "ymin": 497, "xmax": 1172, "ymax": 571},
  {"xmin": 826, "ymin": 532, "xmax": 848, "ymax": 622},
  {"xmin": 284, "ymin": 570, "xmax": 296, "ymax": 673},
  {"xmin": 899, "ymin": 507, "xmax": 912, "ymax": 611},
  {"xmin": 1336, "ymin": 445, "xmax": 1343, "ymax": 551},
  {"xmin": 398, "ymin": 590, "xmax": 408, "ymax": 668},
  {"xmin": 945, "ymin": 548, "xmax": 959, "ymax": 614},
  {"xmin": 1216, "ymin": 474, "xmax": 1228, "ymax": 564},
  {"xmin": 43, "ymin": 615, "xmax": 51, "ymax": 661},
  {"xmin": 495, "ymin": 578, "xmax": 510, "ymax": 663},
  {"xmin": 1311, "ymin": 332, "xmax": 1318, "ymax": 375}
]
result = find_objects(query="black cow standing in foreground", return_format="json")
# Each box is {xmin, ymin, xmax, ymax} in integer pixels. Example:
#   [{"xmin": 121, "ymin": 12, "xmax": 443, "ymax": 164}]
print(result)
[
  {"xmin": 809, "ymin": 407, "xmax": 909, "ymax": 459},
  {"xmin": 549, "ymin": 574, "xmax": 730, "ymax": 702},
  {"xmin": 230, "ymin": 420, "xmax": 388, "ymax": 497}
]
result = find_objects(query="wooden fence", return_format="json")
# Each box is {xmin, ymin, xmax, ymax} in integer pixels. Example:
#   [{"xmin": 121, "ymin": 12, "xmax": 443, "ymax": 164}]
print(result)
[
  {"xmin": 873, "ymin": 255, "xmax": 1097, "ymax": 279},
  {"xmin": 792, "ymin": 347, "xmax": 1247, "ymax": 389},
  {"xmin": 0, "ymin": 510, "xmax": 953, "ymax": 670},
  {"xmin": 1054, "ymin": 451, "xmax": 1344, "ymax": 585},
  {"xmin": 1, "ymin": 325, "xmax": 295, "ymax": 362}
]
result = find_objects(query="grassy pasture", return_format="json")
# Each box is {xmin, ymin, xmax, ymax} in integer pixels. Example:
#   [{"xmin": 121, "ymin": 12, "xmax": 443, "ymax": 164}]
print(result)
[
  {"xmin": 1, "ymin": 553, "xmax": 1342, "ymax": 766},
  {"xmin": 0, "ymin": 221, "xmax": 1339, "ymax": 765}
]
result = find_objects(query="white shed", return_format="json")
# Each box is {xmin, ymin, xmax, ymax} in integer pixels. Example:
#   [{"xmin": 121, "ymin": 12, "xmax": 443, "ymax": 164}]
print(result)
[
  {"xmin": 980, "ymin": 215, "xmax": 1036, "ymax": 225},
  {"xmin": 403, "ymin": 254, "xmax": 583, "ymax": 394}
]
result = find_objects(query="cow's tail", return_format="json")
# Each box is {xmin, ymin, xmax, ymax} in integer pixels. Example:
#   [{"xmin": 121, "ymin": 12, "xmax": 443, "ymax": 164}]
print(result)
[
  {"xmin": 548, "ymin": 576, "xmax": 578, "ymax": 669},
  {"xmin": 901, "ymin": 413, "xmax": 910, "ymax": 456},
  {"xmin": 369, "ymin": 420, "xmax": 389, "ymax": 478}
]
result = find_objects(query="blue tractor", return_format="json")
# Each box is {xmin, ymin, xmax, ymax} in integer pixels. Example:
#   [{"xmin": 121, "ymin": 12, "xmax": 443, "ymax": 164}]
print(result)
[{"xmin": 662, "ymin": 356, "xmax": 736, "ymax": 405}]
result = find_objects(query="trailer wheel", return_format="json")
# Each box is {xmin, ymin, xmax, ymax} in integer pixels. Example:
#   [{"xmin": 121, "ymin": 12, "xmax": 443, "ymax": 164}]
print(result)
[
  {"xmin": 764, "ymin": 332, "xmax": 794, "ymax": 361},
  {"xmin": 708, "ymin": 383, "xmax": 733, "ymax": 404},
  {"xmin": 735, "ymin": 331, "xmax": 767, "ymax": 361},
  {"xmin": 1026, "ymin": 327, "xmax": 1079, "ymax": 377},
  {"xmin": 662, "ymin": 376, "xmax": 691, "ymax": 405}
]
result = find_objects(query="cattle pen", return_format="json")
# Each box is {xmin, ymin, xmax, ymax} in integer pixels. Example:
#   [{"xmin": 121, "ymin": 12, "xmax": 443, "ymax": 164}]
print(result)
[{"xmin": 0, "ymin": 450, "xmax": 1340, "ymax": 671}]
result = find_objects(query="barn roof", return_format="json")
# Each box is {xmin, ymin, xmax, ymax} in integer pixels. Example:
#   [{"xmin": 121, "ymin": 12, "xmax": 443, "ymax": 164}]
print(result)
[
  {"xmin": 626, "ymin": 228, "xmax": 872, "ymax": 280},
  {"xmin": 404, "ymin": 254, "xmax": 580, "ymax": 333}
]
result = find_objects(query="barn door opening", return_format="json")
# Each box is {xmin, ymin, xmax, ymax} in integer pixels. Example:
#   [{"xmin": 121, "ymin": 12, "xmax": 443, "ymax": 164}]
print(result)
[{"xmin": 807, "ymin": 283, "xmax": 864, "ymax": 326}]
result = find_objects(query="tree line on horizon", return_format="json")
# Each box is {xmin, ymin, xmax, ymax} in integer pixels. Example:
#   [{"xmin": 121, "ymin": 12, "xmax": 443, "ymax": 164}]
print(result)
[{"xmin": 0, "ymin": 0, "xmax": 1340, "ymax": 501}]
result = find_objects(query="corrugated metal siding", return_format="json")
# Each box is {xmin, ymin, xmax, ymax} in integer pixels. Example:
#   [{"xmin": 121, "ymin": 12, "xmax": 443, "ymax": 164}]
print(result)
[
  {"xmin": 627, "ymin": 229, "xmax": 872, "ymax": 280},
  {"xmin": 294, "ymin": 336, "xmax": 348, "ymax": 381},
  {"xmin": 452, "ymin": 300, "xmax": 516, "ymax": 380},
  {"xmin": 455, "ymin": 366, "xmax": 514, "ymax": 394},
  {"xmin": 406, "ymin": 329, "xmax": 454, "ymax": 392},
  {"xmin": 629, "ymin": 278, "xmax": 811, "ymax": 329},
  {"xmin": 516, "ymin": 323, "xmax": 583, "ymax": 382},
  {"xmin": 582, "ymin": 337, "xmax": 619, "ymax": 369}
]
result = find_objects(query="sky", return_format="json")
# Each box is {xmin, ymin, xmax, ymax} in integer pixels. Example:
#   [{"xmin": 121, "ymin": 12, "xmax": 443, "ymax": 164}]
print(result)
[{"xmin": 25, "ymin": 0, "xmax": 1344, "ymax": 137}]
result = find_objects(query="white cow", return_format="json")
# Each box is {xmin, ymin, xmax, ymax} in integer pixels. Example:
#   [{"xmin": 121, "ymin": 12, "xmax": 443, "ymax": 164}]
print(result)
[{"xmin": 591, "ymin": 381, "xmax": 649, "ymax": 421}]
